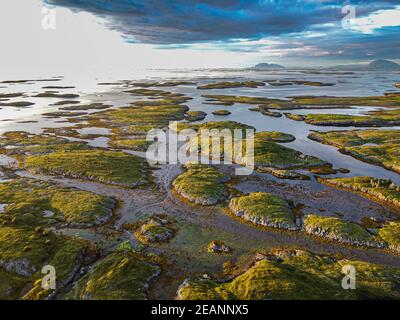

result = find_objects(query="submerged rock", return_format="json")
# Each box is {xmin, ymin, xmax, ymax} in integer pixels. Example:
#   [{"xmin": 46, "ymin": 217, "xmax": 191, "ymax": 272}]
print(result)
[
  {"xmin": 207, "ymin": 240, "xmax": 232, "ymax": 254},
  {"xmin": 135, "ymin": 216, "xmax": 176, "ymax": 243},
  {"xmin": 212, "ymin": 110, "xmax": 231, "ymax": 116}
]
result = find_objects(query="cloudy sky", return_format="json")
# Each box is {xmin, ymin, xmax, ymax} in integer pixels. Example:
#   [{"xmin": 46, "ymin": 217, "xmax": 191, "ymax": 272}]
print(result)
[{"xmin": 0, "ymin": 0, "xmax": 399, "ymax": 78}]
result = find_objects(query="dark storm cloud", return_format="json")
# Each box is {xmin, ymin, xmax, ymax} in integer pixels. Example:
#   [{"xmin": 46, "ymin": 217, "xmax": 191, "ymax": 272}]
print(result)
[
  {"xmin": 44, "ymin": 0, "xmax": 399, "ymax": 44},
  {"xmin": 43, "ymin": 0, "xmax": 400, "ymax": 62}
]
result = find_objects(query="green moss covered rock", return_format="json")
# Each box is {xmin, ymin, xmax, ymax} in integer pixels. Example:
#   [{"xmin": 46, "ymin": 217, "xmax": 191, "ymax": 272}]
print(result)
[
  {"xmin": 0, "ymin": 225, "xmax": 86, "ymax": 299},
  {"xmin": 24, "ymin": 150, "xmax": 148, "ymax": 188},
  {"xmin": 244, "ymin": 135, "xmax": 327, "ymax": 170},
  {"xmin": 198, "ymin": 81, "xmax": 265, "ymax": 90},
  {"xmin": 207, "ymin": 240, "xmax": 231, "ymax": 254},
  {"xmin": 0, "ymin": 179, "xmax": 115, "ymax": 227},
  {"xmin": 303, "ymin": 215, "xmax": 380, "ymax": 247},
  {"xmin": 173, "ymin": 164, "xmax": 230, "ymax": 205},
  {"xmin": 309, "ymin": 130, "xmax": 400, "ymax": 174},
  {"xmin": 229, "ymin": 192, "xmax": 297, "ymax": 230},
  {"xmin": 212, "ymin": 110, "xmax": 231, "ymax": 116},
  {"xmin": 378, "ymin": 222, "xmax": 400, "ymax": 253},
  {"xmin": 318, "ymin": 176, "xmax": 400, "ymax": 208},
  {"xmin": 177, "ymin": 249, "xmax": 400, "ymax": 300},
  {"xmin": 257, "ymin": 167, "xmax": 310, "ymax": 180},
  {"xmin": 185, "ymin": 111, "xmax": 207, "ymax": 122},
  {"xmin": 66, "ymin": 252, "xmax": 160, "ymax": 300},
  {"xmin": 135, "ymin": 216, "xmax": 175, "ymax": 243}
]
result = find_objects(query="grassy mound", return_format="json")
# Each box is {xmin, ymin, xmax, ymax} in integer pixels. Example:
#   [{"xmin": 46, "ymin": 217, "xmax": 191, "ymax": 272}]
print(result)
[
  {"xmin": 303, "ymin": 215, "xmax": 377, "ymax": 247},
  {"xmin": 66, "ymin": 252, "xmax": 160, "ymax": 300},
  {"xmin": 198, "ymin": 81, "xmax": 265, "ymax": 90},
  {"xmin": 378, "ymin": 222, "xmax": 400, "ymax": 253},
  {"xmin": 177, "ymin": 249, "xmax": 400, "ymax": 300},
  {"xmin": 318, "ymin": 176, "xmax": 400, "ymax": 208},
  {"xmin": 287, "ymin": 109, "xmax": 400, "ymax": 127},
  {"xmin": 172, "ymin": 164, "xmax": 230, "ymax": 205},
  {"xmin": 246, "ymin": 135, "xmax": 327, "ymax": 170},
  {"xmin": 0, "ymin": 179, "xmax": 115, "ymax": 227},
  {"xmin": 309, "ymin": 130, "xmax": 400, "ymax": 174},
  {"xmin": 24, "ymin": 150, "xmax": 148, "ymax": 188},
  {"xmin": 229, "ymin": 192, "xmax": 297, "ymax": 230}
]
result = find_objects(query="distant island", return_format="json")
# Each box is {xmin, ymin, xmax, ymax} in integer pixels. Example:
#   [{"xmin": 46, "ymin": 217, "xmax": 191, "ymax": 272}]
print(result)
[
  {"xmin": 327, "ymin": 59, "xmax": 400, "ymax": 71},
  {"xmin": 252, "ymin": 62, "xmax": 284, "ymax": 70},
  {"xmin": 250, "ymin": 59, "xmax": 400, "ymax": 72}
]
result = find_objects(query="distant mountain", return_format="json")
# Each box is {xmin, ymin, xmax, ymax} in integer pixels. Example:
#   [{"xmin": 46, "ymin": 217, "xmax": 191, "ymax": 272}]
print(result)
[
  {"xmin": 253, "ymin": 62, "xmax": 284, "ymax": 70},
  {"xmin": 368, "ymin": 59, "xmax": 400, "ymax": 71},
  {"xmin": 327, "ymin": 59, "xmax": 400, "ymax": 71}
]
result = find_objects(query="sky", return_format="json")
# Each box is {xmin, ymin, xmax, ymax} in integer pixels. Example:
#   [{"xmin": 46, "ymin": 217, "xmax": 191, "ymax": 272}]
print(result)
[{"xmin": 0, "ymin": 0, "xmax": 399, "ymax": 79}]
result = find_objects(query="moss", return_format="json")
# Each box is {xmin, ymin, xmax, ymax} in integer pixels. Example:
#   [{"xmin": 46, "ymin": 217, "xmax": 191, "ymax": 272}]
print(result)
[
  {"xmin": 109, "ymin": 137, "xmax": 152, "ymax": 152},
  {"xmin": 318, "ymin": 176, "xmax": 400, "ymax": 208},
  {"xmin": 254, "ymin": 131, "xmax": 295, "ymax": 143},
  {"xmin": 33, "ymin": 92, "xmax": 79, "ymax": 99},
  {"xmin": 202, "ymin": 95, "xmax": 294, "ymax": 109},
  {"xmin": 229, "ymin": 192, "xmax": 297, "ymax": 230},
  {"xmin": 87, "ymin": 104, "xmax": 189, "ymax": 136},
  {"xmin": 65, "ymin": 252, "xmax": 160, "ymax": 300},
  {"xmin": 267, "ymin": 80, "xmax": 334, "ymax": 87},
  {"xmin": 203, "ymin": 101, "xmax": 234, "ymax": 106},
  {"xmin": 49, "ymin": 190, "xmax": 114, "ymax": 226},
  {"xmin": 202, "ymin": 93, "xmax": 400, "ymax": 110},
  {"xmin": 0, "ymin": 270, "xmax": 28, "ymax": 300},
  {"xmin": 0, "ymin": 227, "xmax": 50, "ymax": 276},
  {"xmin": 22, "ymin": 240, "xmax": 85, "ymax": 300},
  {"xmin": 185, "ymin": 111, "xmax": 207, "ymax": 122},
  {"xmin": 292, "ymin": 93, "xmax": 400, "ymax": 108},
  {"xmin": 197, "ymin": 121, "xmax": 254, "ymax": 133},
  {"xmin": 257, "ymin": 167, "xmax": 310, "ymax": 180},
  {"xmin": 290, "ymin": 109, "xmax": 400, "ymax": 127},
  {"xmin": 284, "ymin": 113, "xmax": 306, "ymax": 121},
  {"xmin": 212, "ymin": 110, "xmax": 231, "ymax": 116},
  {"xmin": 0, "ymin": 93, "xmax": 24, "ymax": 99},
  {"xmin": 42, "ymin": 111, "xmax": 88, "ymax": 118},
  {"xmin": 207, "ymin": 240, "xmax": 231, "ymax": 254},
  {"xmin": 24, "ymin": 150, "xmax": 148, "ymax": 188},
  {"xmin": 378, "ymin": 222, "xmax": 400, "ymax": 253},
  {"xmin": 303, "ymin": 215, "xmax": 377, "ymax": 246},
  {"xmin": 42, "ymin": 86, "xmax": 75, "ymax": 89},
  {"xmin": 0, "ymin": 101, "xmax": 35, "ymax": 107},
  {"xmin": 0, "ymin": 224, "xmax": 86, "ymax": 297},
  {"xmin": 246, "ymin": 135, "xmax": 327, "ymax": 170},
  {"xmin": 309, "ymin": 130, "xmax": 400, "ymax": 173},
  {"xmin": 308, "ymin": 166, "xmax": 338, "ymax": 175},
  {"xmin": 172, "ymin": 164, "xmax": 230, "ymax": 205},
  {"xmin": 59, "ymin": 103, "xmax": 111, "ymax": 111},
  {"xmin": 184, "ymin": 122, "xmax": 320, "ymax": 171},
  {"xmin": 0, "ymin": 131, "xmax": 67, "ymax": 148},
  {"xmin": 198, "ymin": 81, "xmax": 265, "ymax": 90},
  {"xmin": 124, "ymin": 88, "xmax": 172, "ymax": 96},
  {"xmin": 51, "ymin": 100, "xmax": 81, "ymax": 106},
  {"xmin": 178, "ymin": 249, "xmax": 400, "ymax": 300},
  {"xmin": 131, "ymin": 81, "xmax": 196, "ymax": 87},
  {"xmin": 135, "ymin": 216, "xmax": 176, "ymax": 243},
  {"xmin": 256, "ymin": 106, "xmax": 282, "ymax": 117},
  {"xmin": 0, "ymin": 179, "xmax": 115, "ymax": 226}
]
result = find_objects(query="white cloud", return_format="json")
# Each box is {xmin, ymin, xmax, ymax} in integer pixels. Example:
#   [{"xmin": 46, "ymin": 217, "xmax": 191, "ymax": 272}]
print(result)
[{"xmin": 352, "ymin": 6, "xmax": 400, "ymax": 34}]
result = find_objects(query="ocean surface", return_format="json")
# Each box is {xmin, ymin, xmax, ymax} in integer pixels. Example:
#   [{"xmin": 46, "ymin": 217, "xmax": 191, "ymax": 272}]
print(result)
[{"xmin": 1, "ymin": 68, "xmax": 399, "ymax": 182}]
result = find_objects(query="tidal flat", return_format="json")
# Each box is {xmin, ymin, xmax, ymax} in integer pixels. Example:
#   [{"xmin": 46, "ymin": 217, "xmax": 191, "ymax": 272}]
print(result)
[{"xmin": 0, "ymin": 70, "xmax": 400, "ymax": 300}]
